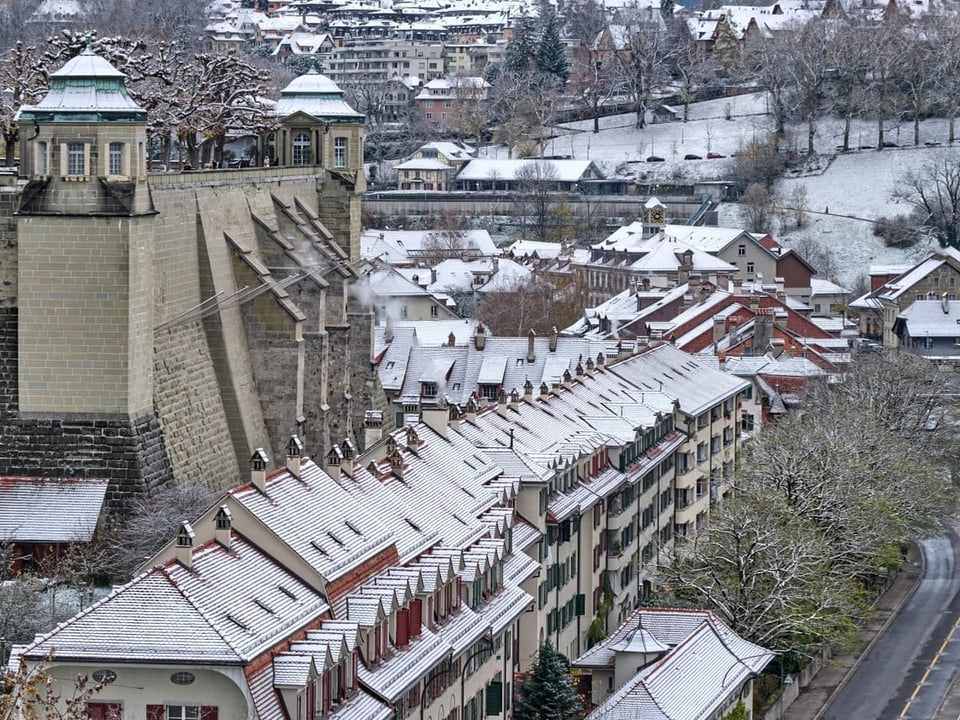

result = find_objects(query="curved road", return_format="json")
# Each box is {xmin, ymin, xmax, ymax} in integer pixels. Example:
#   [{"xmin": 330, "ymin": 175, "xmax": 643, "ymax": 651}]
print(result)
[{"xmin": 823, "ymin": 529, "xmax": 960, "ymax": 720}]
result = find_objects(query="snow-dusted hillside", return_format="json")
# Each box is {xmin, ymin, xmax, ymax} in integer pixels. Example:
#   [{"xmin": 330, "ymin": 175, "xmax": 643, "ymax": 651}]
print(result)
[{"xmin": 479, "ymin": 92, "xmax": 957, "ymax": 286}]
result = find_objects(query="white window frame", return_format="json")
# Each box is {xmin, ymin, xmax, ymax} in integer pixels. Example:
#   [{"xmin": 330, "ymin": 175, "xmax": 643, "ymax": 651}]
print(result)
[
  {"xmin": 333, "ymin": 137, "xmax": 348, "ymax": 168},
  {"xmin": 165, "ymin": 707, "xmax": 199, "ymax": 720},
  {"xmin": 292, "ymin": 132, "xmax": 311, "ymax": 166},
  {"xmin": 65, "ymin": 142, "xmax": 86, "ymax": 177},
  {"xmin": 108, "ymin": 142, "xmax": 125, "ymax": 176}
]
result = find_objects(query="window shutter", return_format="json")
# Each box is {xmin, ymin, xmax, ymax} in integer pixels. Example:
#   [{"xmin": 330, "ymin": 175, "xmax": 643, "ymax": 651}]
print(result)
[
  {"xmin": 102, "ymin": 143, "xmax": 109, "ymax": 175},
  {"xmin": 576, "ymin": 594, "xmax": 585, "ymax": 616},
  {"xmin": 396, "ymin": 608, "xmax": 409, "ymax": 646},
  {"xmin": 146, "ymin": 706, "xmax": 164, "ymax": 720},
  {"xmin": 59, "ymin": 144, "xmax": 68, "ymax": 177},
  {"xmin": 200, "ymin": 708, "xmax": 218, "ymax": 720},
  {"xmin": 83, "ymin": 144, "xmax": 90, "ymax": 177},
  {"xmin": 409, "ymin": 599, "xmax": 422, "ymax": 637},
  {"xmin": 485, "ymin": 681, "xmax": 503, "ymax": 716}
]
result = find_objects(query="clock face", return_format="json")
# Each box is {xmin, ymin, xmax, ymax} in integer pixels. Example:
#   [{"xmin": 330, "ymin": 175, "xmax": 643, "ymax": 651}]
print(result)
[{"xmin": 651, "ymin": 207, "xmax": 664, "ymax": 224}]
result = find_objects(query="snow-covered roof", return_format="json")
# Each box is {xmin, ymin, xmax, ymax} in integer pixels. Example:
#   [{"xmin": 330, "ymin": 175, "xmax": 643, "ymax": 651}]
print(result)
[
  {"xmin": 18, "ymin": 47, "xmax": 146, "ymax": 121},
  {"xmin": 456, "ymin": 159, "xmax": 603, "ymax": 183},
  {"xmin": 0, "ymin": 477, "xmax": 108, "ymax": 543},
  {"xmin": 275, "ymin": 66, "xmax": 364, "ymax": 121},
  {"xmin": 896, "ymin": 299, "xmax": 960, "ymax": 337}
]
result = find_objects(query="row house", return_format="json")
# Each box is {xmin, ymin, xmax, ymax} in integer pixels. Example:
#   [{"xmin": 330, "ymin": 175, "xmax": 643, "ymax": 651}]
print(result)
[{"xmin": 11, "ymin": 427, "xmax": 533, "ymax": 720}]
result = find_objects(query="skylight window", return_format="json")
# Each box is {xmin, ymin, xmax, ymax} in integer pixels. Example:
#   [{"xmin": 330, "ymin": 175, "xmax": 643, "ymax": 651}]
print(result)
[
  {"xmin": 345, "ymin": 520, "xmax": 363, "ymax": 536},
  {"xmin": 279, "ymin": 586, "xmax": 298, "ymax": 601},
  {"xmin": 254, "ymin": 599, "xmax": 276, "ymax": 614},
  {"xmin": 406, "ymin": 518, "xmax": 422, "ymax": 532},
  {"xmin": 311, "ymin": 540, "xmax": 329, "ymax": 556},
  {"xmin": 328, "ymin": 531, "xmax": 345, "ymax": 547}
]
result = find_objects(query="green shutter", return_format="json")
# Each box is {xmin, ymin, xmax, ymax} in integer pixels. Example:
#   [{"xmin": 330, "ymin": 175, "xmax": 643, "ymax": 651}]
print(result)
[
  {"xmin": 575, "ymin": 593, "xmax": 585, "ymax": 616},
  {"xmin": 485, "ymin": 681, "xmax": 503, "ymax": 715}
]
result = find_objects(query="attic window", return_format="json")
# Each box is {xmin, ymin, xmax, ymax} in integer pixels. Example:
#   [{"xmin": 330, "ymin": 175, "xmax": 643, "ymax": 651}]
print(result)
[
  {"xmin": 92, "ymin": 669, "xmax": 117, "ymax": 684},
  {"xmin": 386, "ymin": 361, "xmax": 395, "ymax": 369},
  {"xmin": 170, "ymin": 671, "xmax": 196, "ymax": 686},
  {"xmin": 516, "ymin": 359, "xmax": 524, "ymax": 367}
]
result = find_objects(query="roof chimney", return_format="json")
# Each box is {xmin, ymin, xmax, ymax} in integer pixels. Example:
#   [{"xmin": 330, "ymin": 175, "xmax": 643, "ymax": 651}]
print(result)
[
  {"xmin": 340, "ymin": 439, "xmax": 356, "ymax": 477},
  {"xmin": 596, "ymin": 352, "xmax": 605, "ymax": 370},
  {"xmin": 527, "ymin": 329, "xmax": 536, "ymax": 362},
  {"xmin": 448, "ymin": 332, "xmax": 456, "ymax": 347},
  {"xmin": 422, "ymin": 403, "xmax": 449, "ymax": 438},
  {"xmin": 713, "ymin": 315, "xmax": 726, "ymax": 344},
  {"xmin": 388, "ymin": 449, "xmax": 404, "ymax": 479},
  {"xmin": 775, "ymin": 276, "xmax": 785, "ymax": 293},
  {"xmin": 448, "ymin": 403, "xmax": 462, "ymax": 432},
  {"xmin": 325, "ymin": 445, "xmax": 343, "ymax": 482},
  {"xmin": 405, "ymin": 425, "xmax": 420, "ymax": 451},
  {"xmin": 364, "ymin": 410, "xmax": 384, "ymax": 450},
  {"xmin": 384, "ymin": 315, "xmax": 394, "ymax": 343},
  {"xmin": 576, "ymin": 360, "xmax": 584, "ymax": 379},
  {"xmin": 465, "ymin": 395, "xmax": 478, "ymax": 422},
  {"xmin": 250, "ymin": 448, "xmax": 269, "ymax": 493},
  {"xmin": 497, "ymin": 388, "xmax": 508, "ymax": 417},
  {"xmin": 214, "ymin": 505, "xmax": 232, "ymax": 550},
  {"xmin": 585, "ymin": 356, "xmax": 595, "ymax": 375},
  {"xmin": 549, "ymin": 326, "xmax": 558, "ymax": 352},
  {"xmin": 733, "ymin": 278, "xmax": 744, "ymax": 296},
  {"xmin": 286, "ymin": 435, "xmax": 304, "ymax": 478},
  {"xmin": 943, "ymin": 292, "xmax": 950, "ymax": 314},
  {"xmin": 474, "ymin": 323, "xmax": 486, "ymax": 350},
  {"xmin": 562, "ymin": 368, "xmax": 573, "ymax": 388},
  {"xmin": 509, "ymin": 388, "xmax": 520, "ymax": 411},
  {"xmin": 175, "ymin": 521, "xmax": 195, "ymax": 571},
  {"xmin": 539, "ymin": 382, "xmax": 550, "ymax": 400},
  {"xmin": 523, "ymin": 378, "xmax": 533, "ymax": 400}
]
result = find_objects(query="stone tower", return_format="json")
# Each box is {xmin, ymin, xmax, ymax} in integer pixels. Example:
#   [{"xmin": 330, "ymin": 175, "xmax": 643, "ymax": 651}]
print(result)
[
  {"xmin": 7, "ymin": 45, "xmax": 169, "ymax": 502},
  {"xmin": 16, "ymin": 44, "xmax": 155, "ymax": 417}
]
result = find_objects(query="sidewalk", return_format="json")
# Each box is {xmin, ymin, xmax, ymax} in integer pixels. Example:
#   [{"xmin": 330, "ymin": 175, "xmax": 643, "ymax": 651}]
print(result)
[{"xmin": 782, "ymin": 544, "xmax": 924, "ymax": 720}]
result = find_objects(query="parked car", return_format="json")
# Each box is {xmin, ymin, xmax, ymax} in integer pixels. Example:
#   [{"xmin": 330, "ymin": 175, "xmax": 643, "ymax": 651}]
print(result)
[
  {"xmin": 684, "ymin": 153, "xmax": 702, "ymax": 160},
  {"xmin": 646, "ymin": 156, "xmax": 665, "ymax": 162},
  {"xmin": 707, "ymin": 152, "xmax": 726, "ymax": 159}
]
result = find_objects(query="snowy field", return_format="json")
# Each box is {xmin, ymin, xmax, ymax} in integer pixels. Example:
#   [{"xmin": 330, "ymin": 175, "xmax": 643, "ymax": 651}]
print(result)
[{"xmin": 478, "ymin": 92, "xmax": 960, "ymax": 286}]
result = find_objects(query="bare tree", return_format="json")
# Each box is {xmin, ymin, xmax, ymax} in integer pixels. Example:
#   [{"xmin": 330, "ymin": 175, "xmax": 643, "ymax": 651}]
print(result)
[
  {"xmin": 782, "ymin": 19, "xmax": 835, "ymax": 156},
  {"xmin": 1, "ymin": 658, "xmax": 115, "ymax": 720},
  {"xmin": 107, "ymin": 481, "xmax": 216, "ymax": 579},
  {"xmin": 478, "ymin": 273, "xmax": 586, "ymax": 336},
  {"xmin": 739, "ymin": 182, "xmax": 775, "ymax": 233},
  {"xmin": 569, "ymin": 36, "xmax": 619, "ymax": 134},
  {"xmin": 659, "ymin": 482, "xmax": 864, "ymax": 655},
  {"xmin": 514, "ymin": 161, "xmax": 564, "ymax": 242},
  {"xmin": 612, "ymin": 12, "xmax": 676, "ymax": 130},
  {"xmin": 825, "ymin": 17, "xmax": 871, "ymax": 152},
  {"xmin": 0, "ymin": 42, "xmax": 45, "ymax": 165},
  {"xmin": 865, "ymin": 13, "xmax": 908, "ymax": 149},
  {"xmin": 894, "ymin": 152, "xmax": 960, "ymax": 249},
  {"xmin": 899, "ymin": 18, "xmax": 939, "ymax": 147}
]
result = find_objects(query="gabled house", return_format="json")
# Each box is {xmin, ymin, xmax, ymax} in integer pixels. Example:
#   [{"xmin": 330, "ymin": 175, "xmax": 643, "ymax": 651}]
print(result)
[
  {"xmin": 394, "ymin": 141, "xmax": 475, "ymax": 191},
  {"xmin": 892, "ymin": 298, "xmax": 960, "ymax": 360},
  {"xmin": 414, "ymin": 76, "xmax": 491, "ymax": 130},
  {"xmin": 573, "ymin": 607, "xmax": 774, "ymax": 719},
  {"xmin": 364, "ymin": 263, "xmax": 458, "ymax": 322},
  {"xmin": 454, "ymin": 159, "xmax": 605, "ymax": 192},
  {"xmin": 849, "ymin": 248, "xmax": 960, "ymax": 347}
]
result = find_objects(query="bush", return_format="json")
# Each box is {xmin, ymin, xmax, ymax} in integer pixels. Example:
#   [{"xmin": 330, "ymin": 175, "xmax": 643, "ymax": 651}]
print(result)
[
  {"xmin": 731, "ymin": 139, "xmax": 786, "ymax": 189},
  {"xmin": 873, "ymin": 214, "xmax": 920, "ymax": 248}
]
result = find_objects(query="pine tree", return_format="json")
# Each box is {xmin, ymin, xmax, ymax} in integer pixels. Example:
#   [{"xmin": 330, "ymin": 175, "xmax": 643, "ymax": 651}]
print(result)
[
  {"xmin": 514, "ymin": 642, "xmax": 583, "ymax": 720},
  {"xmin": 535, "ymin": 2, "xmax": 569, "ymax": 85},
  {"xmin": 505, "ymin": 15, "xmax": 537, "ymax": 74}
]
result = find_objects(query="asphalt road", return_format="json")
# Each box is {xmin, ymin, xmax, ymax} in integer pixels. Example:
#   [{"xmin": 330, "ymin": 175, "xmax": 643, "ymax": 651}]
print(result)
[{"xmin": 822, "ymin": 530, "xmax": 960, "ymax": 720}]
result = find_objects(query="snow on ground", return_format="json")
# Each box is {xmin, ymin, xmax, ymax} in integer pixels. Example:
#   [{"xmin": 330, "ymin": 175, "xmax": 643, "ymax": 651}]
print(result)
[{"xmin": 478, "ymin": 92, "xmax": 960, "ymax": 287}]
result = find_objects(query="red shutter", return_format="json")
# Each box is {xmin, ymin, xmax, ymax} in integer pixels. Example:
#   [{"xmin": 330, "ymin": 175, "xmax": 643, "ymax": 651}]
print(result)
[
  {"xmin": 199, "ymin": 708, "xmax": 218, "ymax": 720},
  {"xmin": 324, "ymin": 672, "xmax": 333, "ymax": 713},
  {"xmin": 410, "ymin": 599, "xmax": 423, "ymax": 637},
  {"xmin": 147, "ymin": 706, "xmax": 164, "ymax": 720},
  {"xmin": 397, "ymin": 608, "xmax": 410, "ymax": 646},
  {"xmin": 306, "ymin": 680, "xmax": 316, "ymax": 720}
]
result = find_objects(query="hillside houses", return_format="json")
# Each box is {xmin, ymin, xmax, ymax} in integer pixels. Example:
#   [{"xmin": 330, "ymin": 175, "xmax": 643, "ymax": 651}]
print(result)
[{"xmin": 11, "ymin": 342, "xmax": 750, "ymax": 720}]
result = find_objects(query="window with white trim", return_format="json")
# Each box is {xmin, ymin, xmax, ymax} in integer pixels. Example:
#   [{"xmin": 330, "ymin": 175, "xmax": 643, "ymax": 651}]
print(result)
[
  {"xmin": 67, "ymin": 142, "xmax": 85, "ymax": 176},
  {"xmin": 292, "ymin": 132, "xmax": 311, "ymax": 166},
  {"xmin": 334, "ymin": 137, "xmax": 348, "ymax": 168},
  {"xmin": 109, "ymin": 142, "xmax": 124, "ymax": 175},
  {"xmin": 36, "ymin": 142, "xmax": 48, "ymax": 175},
  {"xmin": 165, "ymin": 707, "xmax": 199, "ymax": 720}
]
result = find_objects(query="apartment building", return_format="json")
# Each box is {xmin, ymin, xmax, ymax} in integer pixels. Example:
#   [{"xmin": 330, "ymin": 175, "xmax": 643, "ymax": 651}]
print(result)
[{"xmin": 322, "ymin": 39, "xmax": 445, "ymax": 84}]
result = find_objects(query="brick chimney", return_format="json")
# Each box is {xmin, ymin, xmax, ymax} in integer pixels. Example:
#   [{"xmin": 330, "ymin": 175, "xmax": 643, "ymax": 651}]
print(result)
[
  {"xmin": 527, "ymin": 329, "xmax": 536, "ymax": 362},
  {"xmin": 549, "ymin": 326, "xmax": 558, "ymax": 352},
  {"xmin": 474, "ymin": 323, "xmax": 486, "ymax": 350},
  {"xmin": 286, "ymin": 435, "xmax": 304, "ymax": 478},
  {"xmin": 448, "ymin": 403, "xmax": 462, "ymax": 432},
  {"xmin": 539, "ymin": 382, "xmax": 550, "ymax": 400},
  {"xmin": 733, "ymin": 278, "xmax": 744, "ymax": 296},
  {"xmin": 713, "ymin": 315, "xmax": 726, "ymax": 344},
  {"xmin": 214, "ymin": 506, "xmax": 231, "ymax": 550},
  {"xmin": 250, "ymin": 448, "xmax": 269, "ymax": 493},
  {"xmin": 447, "ymin": 332, "xmax": 456, "ymax": 347},
  {"xmin": 175, "ymin": 521, "xmax": 195, "ymax": 571},
  {"xmin": 465, "ymin": 395, "xmax": 478, "ymax": 422},
  {"xmin": 405, "ymin": 425, "xmax": 420, "ymax": 451},
  {"xmin": 509, "ymin": 388, "xmax": 520, "ymax": 412},
  {"xmin": 523, "ymin": 378, "xmax": 533, "ymax": 401}
]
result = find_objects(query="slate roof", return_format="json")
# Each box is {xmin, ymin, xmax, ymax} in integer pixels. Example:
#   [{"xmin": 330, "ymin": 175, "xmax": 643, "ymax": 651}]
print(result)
[
  {"xmin": 22, "ymin": 535, "xmax": 328, "ymax": 664},
  {"xmin": 231, "ymin": 462, "xmax": 396, "ymax": 586},
  {"xmin": 0, "ymin": 477, "xmax": 107, "ymax": 542}
]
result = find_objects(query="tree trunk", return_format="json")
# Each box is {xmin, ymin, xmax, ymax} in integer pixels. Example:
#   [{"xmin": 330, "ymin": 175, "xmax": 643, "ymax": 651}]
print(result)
[
  {"xmin": 635, "ymin": 104, "xmax": 643, "ymax": 129},
  {"xmin": 914, "ymin": 113, "xmax": 920, "ymax": 147},
  {"xmin": 842, "ymin": 114, "xmax": 851, "ymax": 151},
  {"xmin": 951, "ymin": 113, "xmax": 956, "ymax": 145},
  {"xmin": 593, "ymin": 113, "xmax": 600, "ymax": 134},
  {"xmin": 877, "ymin": 114, "xmax": 884, "ymax": 150},
  {"xmin": 807, "ymin": 117, "xmax": 815, "ymax": 156},
  {"xmin": 4, "ymin": 136, "xmax": 15, "ymax": 167}
]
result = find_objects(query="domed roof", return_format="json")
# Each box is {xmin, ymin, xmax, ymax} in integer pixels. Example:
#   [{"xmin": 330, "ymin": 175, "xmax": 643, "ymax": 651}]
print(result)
[
  {"xmin": 275, "ymin": 62, "xmax": 364, "ymax": 122},
  {"xmin": 609, "ymin": 627, "xmax": 671, "ymax": 654},
  {"xmin": 50, "ymin": 47, "xmax": 127, "ymax": 81},
  {"xmin": 281, "ymin": 67, "xmax": 343, "ymax": 96},
  {"xmin": 16, "ymin": 44, "xmax": 145, "ymax": 122}
]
